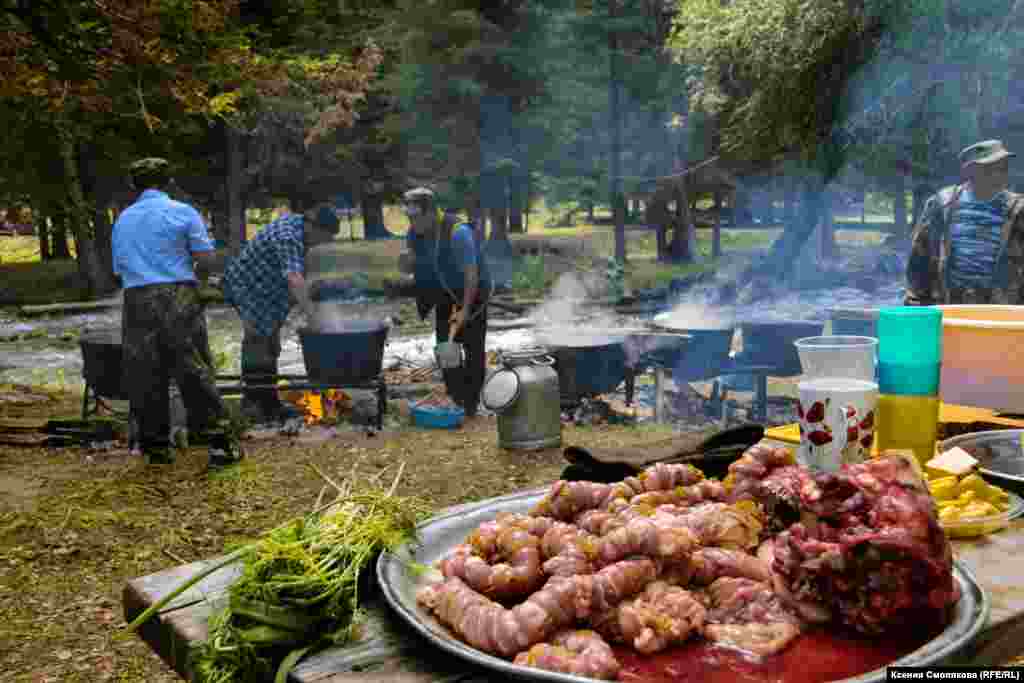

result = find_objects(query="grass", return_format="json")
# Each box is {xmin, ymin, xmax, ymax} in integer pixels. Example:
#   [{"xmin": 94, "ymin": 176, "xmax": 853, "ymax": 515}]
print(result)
[{"xmin": 0, "ymin": 389, "xmax": 681, "ymax": 682}]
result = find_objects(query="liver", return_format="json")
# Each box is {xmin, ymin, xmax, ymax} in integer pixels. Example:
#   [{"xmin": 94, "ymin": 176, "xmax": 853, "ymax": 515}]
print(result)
[{"xmin": 124, "ymin": 487, "xmax": 1024, "ymax": 682}]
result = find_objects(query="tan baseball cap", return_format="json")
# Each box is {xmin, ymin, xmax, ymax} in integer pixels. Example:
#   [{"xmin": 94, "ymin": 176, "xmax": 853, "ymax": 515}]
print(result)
[{"xmin": 960, "ymin": 140, "xmax": 1015, "ymax": 168}]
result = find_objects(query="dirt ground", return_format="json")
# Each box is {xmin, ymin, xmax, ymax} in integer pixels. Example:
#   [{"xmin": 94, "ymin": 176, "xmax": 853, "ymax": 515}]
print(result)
[{"xmin": 0, "ymin": 386, "xmax": 684, "ymax": 682}]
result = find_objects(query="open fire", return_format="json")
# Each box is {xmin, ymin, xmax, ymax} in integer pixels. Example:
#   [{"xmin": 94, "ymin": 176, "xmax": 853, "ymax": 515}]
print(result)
[{"xmin": 281, "ymin": 389, "xmax": 351, "ymax": 425}]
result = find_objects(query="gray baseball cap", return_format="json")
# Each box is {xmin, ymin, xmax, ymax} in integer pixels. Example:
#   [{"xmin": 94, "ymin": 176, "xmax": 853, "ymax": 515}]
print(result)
[{"xmin": 402, "ymin": 187, "xmax": 436, "ymax": 203}]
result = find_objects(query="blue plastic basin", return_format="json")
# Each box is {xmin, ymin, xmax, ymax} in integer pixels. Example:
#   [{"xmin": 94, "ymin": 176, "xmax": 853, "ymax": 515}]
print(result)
[{"xmin": 410, "ymin": 402, "xmax": 465, "ymax": 429}]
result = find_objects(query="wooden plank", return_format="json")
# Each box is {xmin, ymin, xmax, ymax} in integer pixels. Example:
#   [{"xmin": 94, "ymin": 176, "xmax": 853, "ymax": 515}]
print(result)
[
  {"xmin": 19, "ymin": 296, "xmax": 122, "ymax": 316},
  {"xmin": 0, "ymin": 417, "xmax": 47, "ymax": 431},
  {"xmin": 122, "ymin": 559, "xmax": 241, "ymax": 678},
  {"xmin": 0, "ymin": 433, "xmax": 48, "ymax": 446},
  {"xmin": 952, "ymin": 518, "xmax": 1024, "ymax": 630}
]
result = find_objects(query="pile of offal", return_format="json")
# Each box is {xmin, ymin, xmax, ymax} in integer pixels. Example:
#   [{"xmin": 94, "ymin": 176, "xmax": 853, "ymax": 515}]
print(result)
[
  {"xmin": 125, "ymin": 464, "xmax": 432, "ymax": 683},
  {"xmin": 417, "ymin": 449, "xmax": 960, "ymax": 680}
]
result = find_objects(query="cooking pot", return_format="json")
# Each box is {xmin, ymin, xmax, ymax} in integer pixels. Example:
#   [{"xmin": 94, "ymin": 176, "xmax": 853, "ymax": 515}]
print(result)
[
  {"xmin": 298, "ymin": 319, "xmax": 389, "ymax": 384},
  {"xmin": 649, "ymin": 314, "xmax": 735, "ymax": 382},
  {"xmin": 533, "ymin": 329, "xmax": 629, "ymax": 405},
  {"xmin": 79, "ymin": 329, "xmax": 130, "ymax": 400},
  {"xmin": 719, "ymin": 320, "xmax": 823, "ymax": 391}
]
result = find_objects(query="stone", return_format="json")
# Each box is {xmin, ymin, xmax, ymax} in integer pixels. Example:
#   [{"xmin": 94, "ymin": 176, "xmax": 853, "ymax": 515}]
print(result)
[{"xmin": 349, "ymin": 390, "xmax": 379, "ymax": 426}]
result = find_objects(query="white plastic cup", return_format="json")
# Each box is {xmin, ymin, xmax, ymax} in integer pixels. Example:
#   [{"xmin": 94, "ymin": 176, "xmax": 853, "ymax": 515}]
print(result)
[
  {"xmin": 795, "ymin": 335, "xmax": 878, "ymax": 382},
  {"xmin": 797, "ymin": 377, "xmax": 879, "ymax": 473}
]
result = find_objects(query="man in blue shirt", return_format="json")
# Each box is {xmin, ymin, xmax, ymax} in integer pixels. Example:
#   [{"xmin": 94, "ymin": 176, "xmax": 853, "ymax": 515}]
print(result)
[
  {"xmin": 400, "ymin": 187, "xmax": 492, "ymax": 418},
  {"xmin": 112, "ymin": 158, "xmax": 238, "ymax": 468},
  {"xmin": 223, "ymin": 204, "xmax": 340, "ymax": 423}
]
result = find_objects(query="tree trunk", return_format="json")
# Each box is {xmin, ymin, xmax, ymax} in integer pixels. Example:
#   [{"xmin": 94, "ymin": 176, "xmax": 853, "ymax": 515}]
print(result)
[
  {"xmin": 668, "ymin": 180, "xmax": 693, "ymax": 264},
  {"xmin": 608, "ymin": 0, "xmax": 626, "ymax": 263},
  {"xmin": 508, "ymin": 172, "xmax": 526, "ymax": 234},
  {"xmin": 52, "ymin": 208, "xmax": 72, "ymax": 260},
  {"xmin": 35, "ymin": 208, "xmax": 51, "ymax": 261},
  {"xmin": 56, "ymin": 122, "xmax": 116, "ymax": 296},
  {"xmin": 712, "ymin": 191, "xmax": 723, "ymax": 259},
  {"xmin": 225, "ymin": 122, "xmax": 246, "ymax": 251},
  {"xmin": 361, "ymin": 195, "xmax": 392, "ymax": 240},
  {"xmin": 758, "ymin": 177, "xmax": 825, "ymax": 284},
  {"xmin": 93, "ymin": 197, "xmax": 114, "ymax": 275},
  {"xmin": 892, "ymin": 174, "xmax": 907, "ymax": 240},
  {"xmin": 817, "ymin": 188, "xmax": 837, "ymax": 262},
  {"xmin": 489, "ymin": 205, "xmax": 509, "ymax": 242},
  {"xmin": 210, "ymin": 204, "xmax": 228, "ymax": 248}
]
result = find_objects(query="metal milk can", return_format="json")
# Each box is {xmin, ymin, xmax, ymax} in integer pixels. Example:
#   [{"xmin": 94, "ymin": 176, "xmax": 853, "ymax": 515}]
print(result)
[{"xmin": 482, "ymin": 348, "xmax": 562, "ymax": 450}]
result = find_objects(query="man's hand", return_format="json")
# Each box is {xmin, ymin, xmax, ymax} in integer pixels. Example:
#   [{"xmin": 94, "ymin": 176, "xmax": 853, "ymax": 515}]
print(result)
[
  {"xmin": 450, "ymin": 306, "xmax": 467, "ymax": 337},
  {"xmin": 193, "ymin": 249, "xmax": 222, "ymax": 280},
  {"xmin": 287, "ymin": 272, "xmax": 314, "ymax": 318}
]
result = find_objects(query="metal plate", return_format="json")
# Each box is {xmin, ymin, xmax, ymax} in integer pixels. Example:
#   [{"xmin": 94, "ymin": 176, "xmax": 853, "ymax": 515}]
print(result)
[
  {"xmin": 941, "ymin": 429, "xmax": 1024, "ymax": 486},
  {"xmin": 378, "ymin": 489, "xmax": 991, "ymax": 683}
]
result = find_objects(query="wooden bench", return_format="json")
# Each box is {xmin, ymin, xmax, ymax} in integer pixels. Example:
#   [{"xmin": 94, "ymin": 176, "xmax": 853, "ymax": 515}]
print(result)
[{"xmin": 124, "ymin": 492, "xmax": 1024, "ymax": 681}]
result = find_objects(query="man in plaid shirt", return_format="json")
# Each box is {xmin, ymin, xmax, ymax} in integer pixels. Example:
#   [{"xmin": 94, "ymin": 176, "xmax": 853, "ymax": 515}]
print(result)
[{"xmin": 224, "ymin": 204, "xmax": 339, "ymax": 422}]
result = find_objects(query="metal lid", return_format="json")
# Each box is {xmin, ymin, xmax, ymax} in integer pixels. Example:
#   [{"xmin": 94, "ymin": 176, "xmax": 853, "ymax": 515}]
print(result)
[
  {"xmin": 482, "ymin": 369, "xmax": 520, "ymax": 412},
  {"xmin": 500, "ymin": 346, "xmax": 550, "ymax": 366}
]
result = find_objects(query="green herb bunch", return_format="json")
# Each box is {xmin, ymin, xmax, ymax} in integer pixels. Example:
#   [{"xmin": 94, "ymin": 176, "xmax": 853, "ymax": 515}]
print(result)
[{"xmin": 127, "ymin": 467, "xmax": 432, "ymax": 683}]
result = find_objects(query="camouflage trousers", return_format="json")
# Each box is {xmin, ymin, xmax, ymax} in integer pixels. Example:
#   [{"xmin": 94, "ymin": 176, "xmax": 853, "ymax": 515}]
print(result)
[
  {"xmin": 946, "ymin": 287, "xmax": 1020, "ymax": 305},
  {"xmin": 122, "ymin": 283, "xmax": 231, "ymax": 454}
]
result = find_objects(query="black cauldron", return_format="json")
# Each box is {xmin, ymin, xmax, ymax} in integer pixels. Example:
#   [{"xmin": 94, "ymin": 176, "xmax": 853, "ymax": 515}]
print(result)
[
  {"xmin": 79, "ymin": 329, "xmax": 129, "ymax": 400},
  {"xmin": 298, "ymin": 319, "xmax": 389, "ymax": 385},
  {"xmin": 534, "ymin": 329, "xmax": 629, "ymax": 405}
]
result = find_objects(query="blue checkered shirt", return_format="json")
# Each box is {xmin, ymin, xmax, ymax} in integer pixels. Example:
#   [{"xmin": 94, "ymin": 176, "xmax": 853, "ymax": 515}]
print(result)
[{"xmin": 224, "ymin": 214, "xmax": 305, "ymax": 336}]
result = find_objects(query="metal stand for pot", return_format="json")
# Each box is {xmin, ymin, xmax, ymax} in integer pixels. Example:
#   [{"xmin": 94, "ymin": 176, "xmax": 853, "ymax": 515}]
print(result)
[
  {"xmin": 82, "ymin": 374, "xmax": 388, "ymax": 431},
  {"xmin": 214, "ymin": 374, "xmax": 388, "ymax": 431}
]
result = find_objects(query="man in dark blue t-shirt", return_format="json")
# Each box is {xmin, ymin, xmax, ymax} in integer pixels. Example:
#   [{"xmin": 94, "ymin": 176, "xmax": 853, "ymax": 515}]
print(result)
[{"xmin": 400, "ymin": 187, "xmax": 491, "ymax": 418}]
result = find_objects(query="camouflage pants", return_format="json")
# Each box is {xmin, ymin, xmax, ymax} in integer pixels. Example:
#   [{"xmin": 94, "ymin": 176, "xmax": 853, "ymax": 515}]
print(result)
[
  {"xmin": 946, "ymin": 287, "xmax": 1020, "ymax": 305},
  {"xmin": 122, "ymin": 283, "xmax": 230, "ymax": 453}
]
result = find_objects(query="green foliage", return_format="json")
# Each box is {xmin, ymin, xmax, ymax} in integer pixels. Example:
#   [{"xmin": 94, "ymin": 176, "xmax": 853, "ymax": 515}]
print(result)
[{"xmin": 511, "ymin": 254, "xmax": 552, "ymax": 293}]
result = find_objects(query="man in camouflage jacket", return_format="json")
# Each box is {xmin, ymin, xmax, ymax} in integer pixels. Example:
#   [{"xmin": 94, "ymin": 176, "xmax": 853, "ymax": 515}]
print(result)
[{"xmin": 905, "ymin": 140, "xmax": 1024, "ymax": 306}]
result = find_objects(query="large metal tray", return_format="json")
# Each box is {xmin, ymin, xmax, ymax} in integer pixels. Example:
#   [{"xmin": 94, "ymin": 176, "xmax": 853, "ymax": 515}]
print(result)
[
  {"xmin": 941, "ymin": 429, "xmax": 1024, "ymax": 488},
  {"xmin": 377, "ymin": 488, "xmax": 991, "ymax": 683}
]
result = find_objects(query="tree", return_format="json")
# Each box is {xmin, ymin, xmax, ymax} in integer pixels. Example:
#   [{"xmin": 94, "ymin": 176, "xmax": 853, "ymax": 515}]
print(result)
[
  {"xmin": 672, "ymin": 0, "xmax": 1024, "ymax": 279},
  {"xmin": 1, "ymin": 0, "xmax": 381, "ymax": 293}
]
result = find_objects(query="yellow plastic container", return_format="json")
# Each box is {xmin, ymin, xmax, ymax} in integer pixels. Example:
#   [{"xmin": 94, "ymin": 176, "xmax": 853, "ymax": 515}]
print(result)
[
  {"xmin": 876, "ymin": 394, "xmax": 940, "ymax": 466},
  {"xmin": 938, "ymin": 305, "xmax": 1024, "ymax": 413}
]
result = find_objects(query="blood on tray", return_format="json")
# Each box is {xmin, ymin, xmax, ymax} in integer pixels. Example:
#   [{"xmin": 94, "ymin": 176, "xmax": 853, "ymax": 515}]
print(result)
[{"xmin": 615, "ymin": 622, "xmax": 945, "ymax": 683}]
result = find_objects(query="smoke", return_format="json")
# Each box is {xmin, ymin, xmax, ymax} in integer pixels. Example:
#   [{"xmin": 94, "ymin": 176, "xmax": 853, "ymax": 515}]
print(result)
[
  {"xmin": 307, "ymin": 301, "xmax": 393, "ymax": 333},
  {"xmin": 527, "ymin": 271, "xmax": 608, "ymax": 328}
]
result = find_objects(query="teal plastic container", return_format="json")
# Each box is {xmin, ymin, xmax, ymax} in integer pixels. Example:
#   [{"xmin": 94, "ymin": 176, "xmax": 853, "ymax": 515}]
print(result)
[{"xmin": 877, "ymin": 306, "xmax": 943, "ymax": 396}]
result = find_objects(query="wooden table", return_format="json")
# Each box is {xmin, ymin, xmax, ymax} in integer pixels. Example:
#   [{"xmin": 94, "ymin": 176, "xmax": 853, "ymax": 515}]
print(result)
[{"xmin": 123, "ymin": 501, "xmax": 1024, "ymax": 682}]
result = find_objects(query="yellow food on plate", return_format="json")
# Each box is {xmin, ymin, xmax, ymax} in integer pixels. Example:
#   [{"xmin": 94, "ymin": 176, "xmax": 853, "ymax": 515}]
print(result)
[
  {"xmin": 924, "ymin": 461, "xmax": 1015, "ymax": 537},
  {"xmin": 928, "ymin": 476, "xmax": 958, "ymax": 501}
]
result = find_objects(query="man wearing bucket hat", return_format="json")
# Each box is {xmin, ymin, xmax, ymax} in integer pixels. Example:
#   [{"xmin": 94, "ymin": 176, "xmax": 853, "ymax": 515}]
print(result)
[
  {"xmin": 223, "ymin": 202, "xmax": 340, "ymax": 423},
  {"xmin": 906, "ymin": 139, "xmax": 1024, "ymax": 306},
  {"xmin": 399, "ymin": 187, "xmax": 492, "ymax": 418},
  {"xmin": 112, "ymin": 157, "xmax": 239, "ymax": 468}
]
